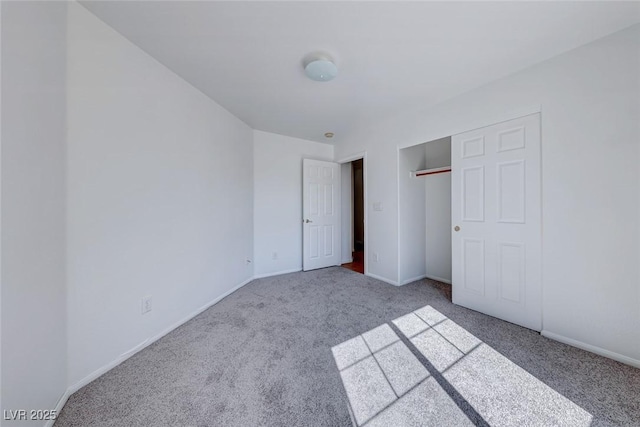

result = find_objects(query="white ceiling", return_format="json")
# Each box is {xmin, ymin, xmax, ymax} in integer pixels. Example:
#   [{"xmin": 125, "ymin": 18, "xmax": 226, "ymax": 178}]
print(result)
[{"xmin": 80, "ymin": 1, "xmax": 640, "ymax": 144}]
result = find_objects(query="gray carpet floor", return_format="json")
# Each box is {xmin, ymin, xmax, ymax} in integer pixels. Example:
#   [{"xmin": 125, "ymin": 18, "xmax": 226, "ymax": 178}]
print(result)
[{"xmin": 55, "ymin": 267, "xmax": 640, "ymax": 426}]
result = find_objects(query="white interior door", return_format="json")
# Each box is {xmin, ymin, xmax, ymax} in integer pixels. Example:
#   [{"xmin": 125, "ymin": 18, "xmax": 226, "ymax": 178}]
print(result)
[
  {"xmin": 451, "ymin": 113, "xmax": 541, "ymax": 330},
  {"xmin": 303, "ymin": 159, "xmax": 341, "ymax": 271}
]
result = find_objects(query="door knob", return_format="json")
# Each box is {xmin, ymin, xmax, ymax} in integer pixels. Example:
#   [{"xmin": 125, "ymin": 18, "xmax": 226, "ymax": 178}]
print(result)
[
  {"xmin": 454, "ymin": 226, "xmax": 460, "ymax": 232},
  {"xmin": 304, "ymin": 219, "xmax": 313, "ymax": 223}
]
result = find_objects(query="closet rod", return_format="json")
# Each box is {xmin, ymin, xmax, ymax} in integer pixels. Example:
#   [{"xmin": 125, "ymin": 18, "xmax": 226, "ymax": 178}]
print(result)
[{"xmin": 414, "ymin": 167, "xmax": 451, "ymax": 177}]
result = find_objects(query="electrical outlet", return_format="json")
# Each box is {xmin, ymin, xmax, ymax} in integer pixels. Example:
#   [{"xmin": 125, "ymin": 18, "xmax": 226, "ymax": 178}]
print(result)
[
  {"xmin": 141, "ymin": 296, "xmax": 152, "ymax": 314},
  {"xmin": 272, "ymin": 252, "xmax": 278, "ymax": 260},
  {"xmin": 373, "ymin": 252, "xmax": 379, "ymax": 262}
]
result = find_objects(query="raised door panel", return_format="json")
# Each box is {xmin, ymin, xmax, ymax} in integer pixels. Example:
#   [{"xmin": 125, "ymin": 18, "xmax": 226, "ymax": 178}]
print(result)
[
  {"xmin": 462, "ymin": 167, "xmax": 485, "ymax": 222},
  {"xmin": 463, "ymin": 238, "xmax": 485, "ymax": 295},
  {"xmin": 498, "ymin": 242, "xmax": 525, "ymax": 304},
  {"xmin": 497, "ymin": 160, "xmax": 525, "ymax": 224}
]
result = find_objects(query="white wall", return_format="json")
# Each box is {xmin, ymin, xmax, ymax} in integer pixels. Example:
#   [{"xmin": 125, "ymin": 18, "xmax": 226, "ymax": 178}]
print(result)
[
  {"xmin": 335, "ymin": 25, "xmax": 640, "ymax": 364},
  {"xmin": 398, "ymin": 144, "xmax": 427, "ymax": 284},
  {"xmin": 1, "ymin": 2, "xmax": 68, "ymax": 424},
  {"xmin": 341, "ymin": 163, "xmax": 353, "ymax": 264},
  {"xmin": 424, "ymin": 137, "xmax": 451, "ymax": 169},
  {"xmin": 66, "ymin": 3, "xmax": 254, "ymax": 387},
  {"xmin": 253, "ymin": 130, "xmax": 334, "ymax": 277},
  {"xmin": 425, "ymin": 175, "xmax": 452, "ymax": 284},
  {"xmin": 425, "ymin": 138, "xmax": 452, "ymax": 283}
]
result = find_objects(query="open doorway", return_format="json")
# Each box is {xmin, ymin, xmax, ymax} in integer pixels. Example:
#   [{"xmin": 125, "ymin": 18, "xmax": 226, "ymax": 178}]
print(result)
[{"xmin": 340, "ymin": 158, "xmax": 365, "ymax": 274}]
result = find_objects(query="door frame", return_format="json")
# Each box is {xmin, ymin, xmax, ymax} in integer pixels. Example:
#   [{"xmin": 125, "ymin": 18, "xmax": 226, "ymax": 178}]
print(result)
[{"xmin": 337, "ymin": 152, "xmax": 368, "ymax": 276}]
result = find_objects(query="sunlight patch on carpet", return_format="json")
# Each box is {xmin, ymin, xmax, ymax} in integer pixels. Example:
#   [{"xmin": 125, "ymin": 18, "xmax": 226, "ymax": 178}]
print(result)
[{"xmin": 332, "ymin": 305, "xmax": 593, "ymax": 426}]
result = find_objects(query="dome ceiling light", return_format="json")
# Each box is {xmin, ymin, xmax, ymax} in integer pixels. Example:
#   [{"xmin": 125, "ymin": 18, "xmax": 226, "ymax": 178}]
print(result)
[{"xmin": 303, "ymin": 53, "xmax": 338, "ymax": 82}]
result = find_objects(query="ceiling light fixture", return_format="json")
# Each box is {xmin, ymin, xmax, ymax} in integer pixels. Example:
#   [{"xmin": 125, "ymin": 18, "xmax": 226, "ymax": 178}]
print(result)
[
  {"xmin": 324, "ymin": 132, "xmax": 334, "ymax": 139},
  {"xmin": 303, "ymin": 53, "xmax": 338, "ymax": 82}
]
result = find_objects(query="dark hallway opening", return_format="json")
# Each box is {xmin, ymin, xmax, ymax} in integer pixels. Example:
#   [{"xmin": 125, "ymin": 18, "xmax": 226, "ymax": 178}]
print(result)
[{"xmin": 342, "ymin": 159, "xmax": 364, "ymax": 274}]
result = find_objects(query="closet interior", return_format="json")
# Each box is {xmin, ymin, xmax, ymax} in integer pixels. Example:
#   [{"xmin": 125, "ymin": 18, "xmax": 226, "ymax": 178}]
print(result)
[{"xmin": 398, "ymin": 136, "xmax": 452, "ymax": 288}]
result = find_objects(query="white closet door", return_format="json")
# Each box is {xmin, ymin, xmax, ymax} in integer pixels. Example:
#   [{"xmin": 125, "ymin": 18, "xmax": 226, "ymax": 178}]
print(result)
[{"xmin": 451, "ymin": 113, "xmax": 542, "ymax": 331}]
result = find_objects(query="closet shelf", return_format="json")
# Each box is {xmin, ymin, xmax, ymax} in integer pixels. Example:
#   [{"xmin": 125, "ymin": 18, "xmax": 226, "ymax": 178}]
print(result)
[{"xmin": 412, "ymin": 166, "xmax": 451, "ymax": 177}]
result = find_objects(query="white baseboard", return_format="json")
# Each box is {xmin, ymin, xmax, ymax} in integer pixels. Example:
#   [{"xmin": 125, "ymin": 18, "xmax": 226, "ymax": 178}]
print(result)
[
  {"xmin": 424, "ymin": 274, "xmax": 452, "ymax": 285},
  {"xmin": 45, "ymin": 388, "xmax": 73, "ymax": 427},
  {"xmin": 541, "ymin": 330, "xmax": 640, "ymax": 369},
  {"xmin": 400, "ymin": 274, "xmax": 427, "ymax": 286},
  {"xmin": 366, "ymin": 272, "xmax": 399, "ymax": 286},
  {"xmin": 253, "ymin": 268, "xmax": 302, "ymax": 279},
  {"xmin": 396, "ymin": 274, "xmax": 453, "ymax": 286},
  {"xmin": 341, "ymin": 258, "xmax": 353, "ymax": 264},
  {"xmin": 58, "ymin": 275, "xmax": 255, "ymax": 416}
]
